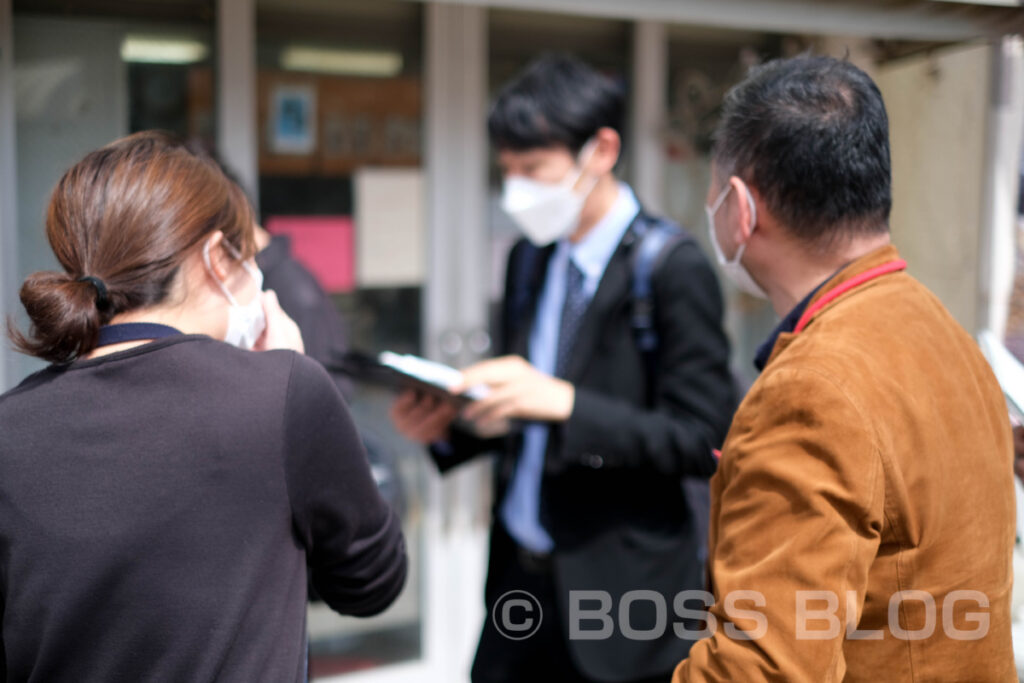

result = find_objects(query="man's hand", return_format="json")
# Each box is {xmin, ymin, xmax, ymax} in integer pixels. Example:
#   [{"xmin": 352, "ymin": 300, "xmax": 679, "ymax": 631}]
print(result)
[
  {"xmin": 454, "ymin": 355, "xmax": 575, "ymax": 425},
  {"xmin": 390, "ymin": 390, "xmax": 459, "ymax": 445}
]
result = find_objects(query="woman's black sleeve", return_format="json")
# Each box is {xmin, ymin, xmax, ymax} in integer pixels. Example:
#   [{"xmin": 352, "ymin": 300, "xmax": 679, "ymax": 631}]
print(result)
[{"xmin": 283, "ymin": 354, "xmax": 407, "ymax": 617}]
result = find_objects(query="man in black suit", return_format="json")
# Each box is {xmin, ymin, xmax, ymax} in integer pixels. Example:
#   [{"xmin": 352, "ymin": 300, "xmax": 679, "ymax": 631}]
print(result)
[{"xmin": 390, "ymin": 54, "xmax": 735, "ymax": 682}]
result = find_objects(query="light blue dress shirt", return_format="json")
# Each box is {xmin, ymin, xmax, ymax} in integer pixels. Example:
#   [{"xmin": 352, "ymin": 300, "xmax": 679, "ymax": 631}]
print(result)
[{"xmin": 500, "ymin": 183, "xmax": 641, "ymax": 553}]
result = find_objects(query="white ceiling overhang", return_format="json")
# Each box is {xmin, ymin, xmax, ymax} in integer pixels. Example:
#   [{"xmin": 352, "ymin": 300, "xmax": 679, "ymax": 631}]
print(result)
[{"xmin": 407, "ymin": 0, "xmax": 1024, "ymax": 41}]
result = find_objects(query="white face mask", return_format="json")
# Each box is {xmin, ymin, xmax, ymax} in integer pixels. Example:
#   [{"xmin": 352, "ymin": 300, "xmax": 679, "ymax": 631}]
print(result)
[
  {"xmin": 500, "ymin": 140, "xmax": 599, "ymax": 247},
  {"xmin": 705, "ymin": 182, "xmax": 768, "ymax": 299},
  {"xmin": 203, "ymin": 238, "xmax": 267, "ymax": 350}
]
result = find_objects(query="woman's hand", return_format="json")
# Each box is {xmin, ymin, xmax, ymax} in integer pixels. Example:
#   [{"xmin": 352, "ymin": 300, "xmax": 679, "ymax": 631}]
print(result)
[{"xmin": 254, "ymin": 289, "xmax": 305, "ymax": 353}]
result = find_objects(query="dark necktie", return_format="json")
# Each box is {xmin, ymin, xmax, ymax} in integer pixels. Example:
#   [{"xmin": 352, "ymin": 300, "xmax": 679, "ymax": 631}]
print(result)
[{"xmin": 555, "ymin": 259, "xmax": 587, "ymax": 378}]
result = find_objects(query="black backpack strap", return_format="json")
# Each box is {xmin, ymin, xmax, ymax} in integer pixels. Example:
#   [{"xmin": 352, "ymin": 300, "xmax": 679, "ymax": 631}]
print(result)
[
  {"xmin": 629, "ymin": 214, "xmax": 689, "ymax": 402},
  {"xmin": 631, "ymin": 214, "xmax": 712, "ymax": 555}
]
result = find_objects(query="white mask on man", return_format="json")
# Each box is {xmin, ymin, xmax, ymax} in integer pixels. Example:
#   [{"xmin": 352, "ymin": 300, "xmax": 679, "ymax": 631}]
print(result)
[
  {"xmin": 705, "ymin": 181, "xmax": 768, "ymax": 299},
  {"xmin": 500, "ymin": 139, "xmax": 599, "ymax": 247},
  {"xmin": 203, "ymin": 238, "xmax": 267, "ymax": 349}
]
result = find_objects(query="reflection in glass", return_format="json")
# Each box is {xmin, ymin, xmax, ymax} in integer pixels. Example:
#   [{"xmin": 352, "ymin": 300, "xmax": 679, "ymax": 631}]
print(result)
[{"xmin": 256, "ymin": 0, "xmax": 426, "ymax": 676}]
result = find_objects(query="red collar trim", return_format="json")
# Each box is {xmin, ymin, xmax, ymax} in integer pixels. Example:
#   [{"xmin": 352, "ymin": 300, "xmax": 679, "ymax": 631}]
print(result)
[{"xmin": 793, "ymin": 259, "xmax": 907, "ymax": 334}]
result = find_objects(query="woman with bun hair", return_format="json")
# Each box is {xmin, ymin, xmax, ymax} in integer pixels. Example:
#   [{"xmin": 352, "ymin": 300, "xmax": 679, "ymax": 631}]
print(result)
[{"xmin": 0, "ymin": 131, "xmax": 406, "ymax": 682}]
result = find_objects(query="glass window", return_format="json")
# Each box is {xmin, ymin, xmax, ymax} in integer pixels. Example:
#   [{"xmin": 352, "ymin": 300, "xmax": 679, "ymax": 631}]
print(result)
[
  {"xmin": 255, "ymin": 0, "xmax": 425, "ymax": 677},
  {"xmin": 11, "ymin": 0, "xmax": 215, "ymax": 383},
  {"xmin": 1007, "ymin": 216, "xmax": 1024, "ymax": 359}
]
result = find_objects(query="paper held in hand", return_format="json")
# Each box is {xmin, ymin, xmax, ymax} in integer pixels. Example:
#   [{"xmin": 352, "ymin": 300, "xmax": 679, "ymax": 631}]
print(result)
[{"xmin": 378, "ymin": 352, "xmax": 490, "ymax": 401}]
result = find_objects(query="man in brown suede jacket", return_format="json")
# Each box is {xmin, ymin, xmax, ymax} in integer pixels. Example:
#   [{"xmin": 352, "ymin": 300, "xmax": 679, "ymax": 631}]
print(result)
[{"xmin": 675, "ymin": 55, "xmax": 1016, "ymax": 681}]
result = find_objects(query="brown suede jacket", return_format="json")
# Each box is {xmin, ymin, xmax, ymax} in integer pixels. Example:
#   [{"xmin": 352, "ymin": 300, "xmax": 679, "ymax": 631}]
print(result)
[{"xmin": 675, "ymin": 244, "xmax": 1016, "ymax": 682}]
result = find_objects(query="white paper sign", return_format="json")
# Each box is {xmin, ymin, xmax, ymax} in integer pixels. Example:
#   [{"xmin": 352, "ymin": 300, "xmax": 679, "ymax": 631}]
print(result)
[{"xmin": 355, "ymin": 167, "xmax": 425, "ymax": 288}]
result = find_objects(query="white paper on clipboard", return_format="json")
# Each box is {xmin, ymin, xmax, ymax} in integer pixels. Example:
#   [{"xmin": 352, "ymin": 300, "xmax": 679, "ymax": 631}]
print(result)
[{"xmin": 378, "ymin": 352, "xmax": 489, "ymax": 401}]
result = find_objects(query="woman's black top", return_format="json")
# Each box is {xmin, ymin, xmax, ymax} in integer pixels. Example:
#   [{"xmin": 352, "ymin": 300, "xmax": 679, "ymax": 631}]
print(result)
[{"xmin": 0, "ymin": 335, "xmax": 407, "ymax": 682}]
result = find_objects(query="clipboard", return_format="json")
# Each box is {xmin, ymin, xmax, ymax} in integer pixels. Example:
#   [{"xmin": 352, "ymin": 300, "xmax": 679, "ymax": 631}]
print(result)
[{"xmin": 329, "ymin": 350, "xmax": 488, "ymax": 408}]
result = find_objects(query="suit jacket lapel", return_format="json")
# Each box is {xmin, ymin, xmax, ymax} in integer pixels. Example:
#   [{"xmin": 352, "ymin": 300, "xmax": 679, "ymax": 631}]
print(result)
[
  {"xmin": 563, "ymin": 220, "xmax": 640, "ymax": 382},
  {"xmin": 509, "ymin": 243, "xmax": 556, "ymax": 358}
]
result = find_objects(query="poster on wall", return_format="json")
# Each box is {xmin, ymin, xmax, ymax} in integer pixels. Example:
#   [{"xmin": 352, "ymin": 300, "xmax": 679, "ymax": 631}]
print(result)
[
  {"xmin": 257, "ymin": 74, "xmax": 421, "ymax": 175},
  {"xmin": 269, "ymin": 84, "xmax": 316, "ymax": 155},
  {"xmin": 263, "ymin": 216, "xmax": 355, "ymax": 293}
]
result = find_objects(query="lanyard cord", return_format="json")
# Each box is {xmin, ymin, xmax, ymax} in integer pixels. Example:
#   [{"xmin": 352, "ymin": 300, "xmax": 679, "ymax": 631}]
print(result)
[{"xmin": 793, "ymin": 259, "xmax": 907, "ymax": 334}]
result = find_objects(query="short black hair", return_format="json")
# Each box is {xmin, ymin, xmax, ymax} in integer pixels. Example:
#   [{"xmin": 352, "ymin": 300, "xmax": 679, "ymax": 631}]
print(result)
[
  {"xmin": 713, "ymin": 55, "xmax": 892, "ymax": 246},
  {"xmin": 488, "ymin": 53, "xmax": 625, "ymax": 154}
]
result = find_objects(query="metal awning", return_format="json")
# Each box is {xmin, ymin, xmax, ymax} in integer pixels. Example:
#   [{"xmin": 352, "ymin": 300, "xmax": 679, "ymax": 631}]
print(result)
[
  {"xmin": 408, "ymin": 0, "xmax": 1024, "ymax": 41},
  {"xmin": 15, "ymin": 0, "xmax": 1024, "ymax": 41}
]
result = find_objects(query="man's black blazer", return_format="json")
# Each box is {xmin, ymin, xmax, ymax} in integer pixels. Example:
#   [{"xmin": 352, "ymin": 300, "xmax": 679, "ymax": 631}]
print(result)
[{"xmin": 432, "ymin": 211, "xmax": 736, "ymax": 681}]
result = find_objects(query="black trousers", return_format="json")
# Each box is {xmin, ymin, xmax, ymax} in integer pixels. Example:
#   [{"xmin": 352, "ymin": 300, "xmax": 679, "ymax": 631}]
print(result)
[{"xmin": 470, "ymin": 525, "xmax": 674, "ymax": 683}]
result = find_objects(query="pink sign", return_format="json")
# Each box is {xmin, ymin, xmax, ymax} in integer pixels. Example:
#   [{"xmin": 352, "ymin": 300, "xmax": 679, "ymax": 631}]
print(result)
[{"xmin": 264, "ymin": 215, "xmax": 355, "ymax": 293}]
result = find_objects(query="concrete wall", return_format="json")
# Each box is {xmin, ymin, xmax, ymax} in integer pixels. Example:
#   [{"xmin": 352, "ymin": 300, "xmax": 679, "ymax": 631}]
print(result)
[
  {"xmin": 9, "ymin": 15, "xmax": 129, "ymax": 384},
  {"xmin": 876, "ymin": 42, "xmax": 992, "ymax": 333}
]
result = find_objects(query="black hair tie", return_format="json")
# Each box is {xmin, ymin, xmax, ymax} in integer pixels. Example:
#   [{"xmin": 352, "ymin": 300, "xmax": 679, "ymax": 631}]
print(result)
[{"xmin": 77, "ymin": 275, "xmax": 110, "ymax": 310}]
